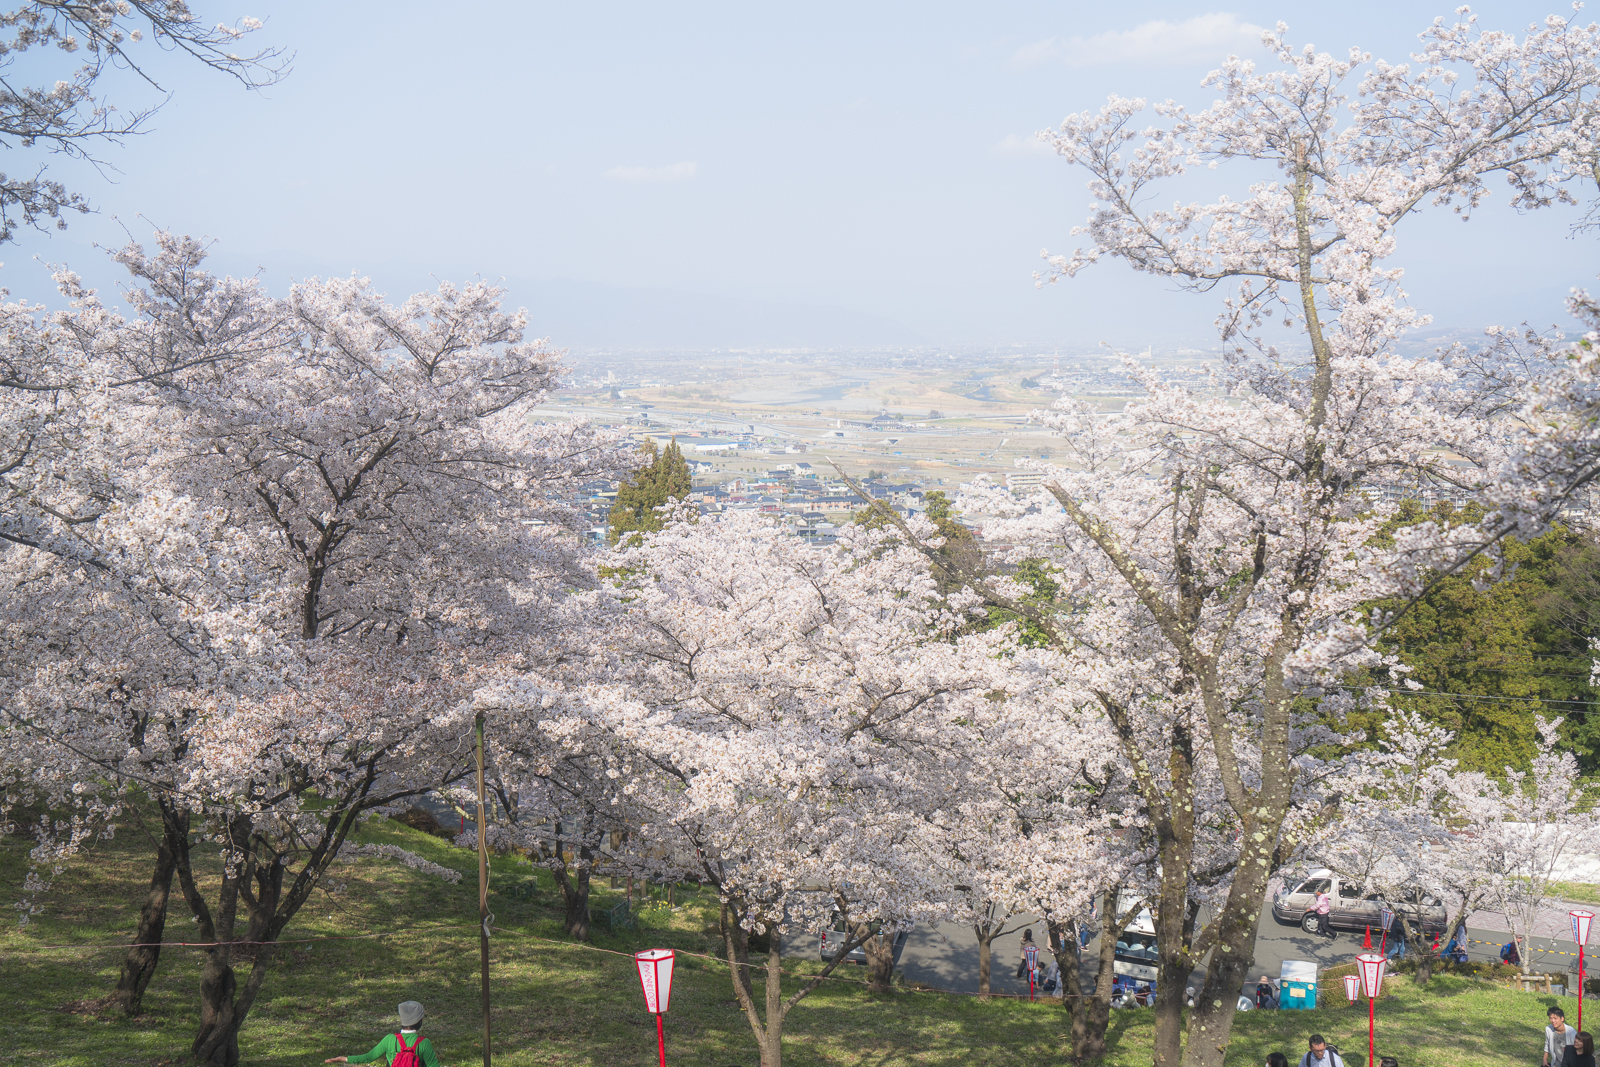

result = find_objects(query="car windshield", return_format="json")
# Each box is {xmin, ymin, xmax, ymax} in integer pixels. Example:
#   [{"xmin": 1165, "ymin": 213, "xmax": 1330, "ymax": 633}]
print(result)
[{"xmin": 1296, "ymin": 878, "xmax": 1331, "ymax": 895}]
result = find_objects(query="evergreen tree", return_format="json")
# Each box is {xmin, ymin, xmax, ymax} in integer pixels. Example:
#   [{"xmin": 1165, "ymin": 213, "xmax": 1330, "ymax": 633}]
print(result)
[
  {"xmin": 608, "ymin": 437, "xmax": 692, "ymax": 545},
  {"xmin": 854, "ymin": 490, "xmax": 981, "ymax": 596},
  {"xmin": 1355, "ymin": 501, "xmax": 1600, "ymax": 773}
]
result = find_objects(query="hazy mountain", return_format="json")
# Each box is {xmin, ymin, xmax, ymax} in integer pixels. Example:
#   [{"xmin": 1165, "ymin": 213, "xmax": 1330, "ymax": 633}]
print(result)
[{"xmin": 501, "ymin": 276, "xmax": 927, "ymax": 350}]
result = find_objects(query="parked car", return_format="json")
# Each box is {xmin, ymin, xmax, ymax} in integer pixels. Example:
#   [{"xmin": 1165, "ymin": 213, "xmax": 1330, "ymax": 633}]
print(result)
[{"xmin": 1270, "ymin": 868, "xmax": 1447, "ymax": 936}]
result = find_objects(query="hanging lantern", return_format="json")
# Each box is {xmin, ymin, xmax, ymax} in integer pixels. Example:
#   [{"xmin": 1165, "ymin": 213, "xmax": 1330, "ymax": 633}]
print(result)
[
  {"xmin": 1343, "ymin": 973, "xmax": 1361, "ymax": 1004},
  {"xmin": 1378, "ymin": 905, "xmax": 1395, "ymax": 951}
]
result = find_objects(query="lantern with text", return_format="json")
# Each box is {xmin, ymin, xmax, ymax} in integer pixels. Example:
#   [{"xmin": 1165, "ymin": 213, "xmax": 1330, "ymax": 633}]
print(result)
[
  {"xmin": 1357, "ymin": 953, "xmax": 1388, "ymax": 1067},
  {"xmin": 1574, "ymin": 911, "xmax": 1595, "ymax": 1030},
  {"xmin": 1378, "ymin": 906, "xmax": 1395, "ymax": 953},
  {"xmin": 1343, "ymin": 973, "xmax": 1361, "ymax": 1005},
  {"xmin": 635, "ymin": 949, "xmax": 676, "ymax": 1067}
]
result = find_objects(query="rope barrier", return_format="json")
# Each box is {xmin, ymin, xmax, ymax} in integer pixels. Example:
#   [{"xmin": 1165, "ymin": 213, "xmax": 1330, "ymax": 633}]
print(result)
[
  {"xmin": 12, "ymin": 917, "xmax": 1586, "ymax": 999},
  {"xmin": 11, "ymin": 923, "xmax": 485, "ymax": 952}
]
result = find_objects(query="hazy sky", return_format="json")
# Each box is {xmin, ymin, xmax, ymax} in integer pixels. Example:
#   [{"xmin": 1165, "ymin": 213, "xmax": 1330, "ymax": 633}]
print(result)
[{"xmin": 3, "ymin": 1, "xmax": 1596, "ymax": 348}]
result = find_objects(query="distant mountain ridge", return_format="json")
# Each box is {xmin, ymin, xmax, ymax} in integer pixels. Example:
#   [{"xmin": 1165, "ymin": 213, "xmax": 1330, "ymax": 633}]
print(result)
[{"xmin": 501, "ymin": 276, "xmax": 926, "ymax": 350}]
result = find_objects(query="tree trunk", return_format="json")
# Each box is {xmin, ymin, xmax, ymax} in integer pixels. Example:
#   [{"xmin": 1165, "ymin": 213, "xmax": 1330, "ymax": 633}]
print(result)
[
  {"xmin": 1151, "ymin": 746, "xmax": 1198, "ymax": 1067},
  {"xmin": 1088, "ymin": 902, "xmax": 1122, "ymax": 1056},
  {"xmin": 177, "ymin": 792, "xmax": 371, "ymax": 1066},
  {"xmin": 975, "ymin": 924, "xmax": 995, "ymax": 1000},
  {"xmin": 1185, "ymin": 834, "xmax": 1281, "ymax": 1067},
  {"xmin": 551, "ymin": 839, "xmax": 594, "ymax": 940},
  {"xmin": 108, "ymin": 806, "xmax": 189, "ymax": 1016},
  {"xmin": 863, "ymin": 926, "xmax": 894, "ymax": 993},
  {"xmin": 763, "ymin": 931, "xmax": 786, "ymax": 1067},
  {"xmin": 1400, "ymin": 917, "xmax": 1434, "ymax": 986},
  {"xmin": 718, "ymin": 892, "xmax": 865, "ymax": 1067},
  {"xmin": 1048, "ymin": 919, "xmax": 1093, "ymax": 1062}
]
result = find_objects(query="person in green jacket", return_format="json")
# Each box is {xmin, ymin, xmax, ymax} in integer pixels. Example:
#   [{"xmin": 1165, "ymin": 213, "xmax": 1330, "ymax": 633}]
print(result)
[{"xmin": 324, "ymin": 1000, "xmax": 444, "ymax": 1067}]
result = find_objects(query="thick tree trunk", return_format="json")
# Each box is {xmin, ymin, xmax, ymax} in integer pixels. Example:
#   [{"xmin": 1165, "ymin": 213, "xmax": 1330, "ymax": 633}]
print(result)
[
  {"xmin": 1185, "ymin": 825, "xmax": 1282, "ymax": 1066},
  {"xmin": 553, "ymin": 856, "xmax": 592, "ymax": 939},
  {"xmin": 763, "ymin": 932, "xmax": 786, "ymax": 1067},
  {"xmin": 549, "ymin": 823, "xmax": 594, "ymax": 940},
  {"xmin": 108, "ymin": 806, "xmax": 189, "ymax": 1016},
  {"xmin": 863, "ymin": 926, "xmax": 894, "ymax": 993},
  {"xmin": 1152, "ymin": 748, "xmax": 1197, "ymax": 1067},
  {"xmin": 1048, "ymin": 918, "xmax": 1099, "ymax": 1063},
  {"xmin": 1400, "ymin": 918, "xmax": 1434, "ymax": 986},
  {"xmin": 975, "ymin": 925, "xmax": 995, "ymax": 1000},
  {"xmin": 177, "ymin": 801, "xmax": 347, "ymax": 1067}
]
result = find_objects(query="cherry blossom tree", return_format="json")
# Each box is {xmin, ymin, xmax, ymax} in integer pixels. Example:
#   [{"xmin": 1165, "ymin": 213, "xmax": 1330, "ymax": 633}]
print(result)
[
  {"xmin": 1465, "ymin": 716, "xmax": 1598, "ymax": 973},
  {"xmin": 0, "ymin": 2, "xmax": 287, "ymax": 242},
  {"xmin": 483, "ymin": 510, "xmax": 1025, "ymax": 1067},
  {"xmin": 1317, "ymin": 707, "xmax": 1484, "ymax": 985},
  {"xmin": 854, "ymin": 12, "xmax": 1600, "ymax": 1065},
  {"xmin": 1327, "ymin": 709, "xmax": 1600, "ymax": 981},
  {"xmin": 2, "ymin": 233, "xmax": 632, "ymax": 1064}
]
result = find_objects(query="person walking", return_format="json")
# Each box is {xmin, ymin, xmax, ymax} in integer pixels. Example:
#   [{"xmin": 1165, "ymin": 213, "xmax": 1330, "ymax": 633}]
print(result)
[
  {"xmin": 1565, "ymin": 1031, "xmax": 1597, "ymax": 1067},
  {"xmin": 1297, "ymin": 1034, "xmax": 1346, "ymax": 1067},
  {"xmin": 1548, "ymin": 1006, "xmax": 1579, "ymax": 1067},
  {"xmin": 1312, "ymin": 887, "xmax": 1333, "ymax": 938},
  {"xmin": 324, "ymin": 1000, "xmax": 443, "ymax": 1067},
  {"xmin": 1266, "ymin": 1055, "xmax": 1290, "ymax": 1067}
]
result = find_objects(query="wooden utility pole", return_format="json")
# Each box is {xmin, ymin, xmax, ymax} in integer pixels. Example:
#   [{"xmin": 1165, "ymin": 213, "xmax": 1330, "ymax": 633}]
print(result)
[{"xmin": 476, "ymin": 711, "xmax": 491, "ymax": 1066}]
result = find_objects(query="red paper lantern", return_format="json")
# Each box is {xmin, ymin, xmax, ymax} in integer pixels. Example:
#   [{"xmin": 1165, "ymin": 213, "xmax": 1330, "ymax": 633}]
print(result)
[{"xmin": 1343, "ymin": 973, "xmax": 1361, "ymax": 1004}]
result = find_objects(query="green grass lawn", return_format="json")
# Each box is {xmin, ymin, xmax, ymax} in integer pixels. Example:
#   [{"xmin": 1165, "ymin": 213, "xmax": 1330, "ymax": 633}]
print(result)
[{"xmin": 0, "ymin": 814, "xmax": 1573, "ymax": 1066}]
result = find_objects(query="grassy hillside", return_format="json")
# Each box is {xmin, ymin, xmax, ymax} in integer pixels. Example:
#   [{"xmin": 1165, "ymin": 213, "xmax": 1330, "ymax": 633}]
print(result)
[{"xmin": 0, "ymin": 813, "xmax": 1569, "ymax": 1065}]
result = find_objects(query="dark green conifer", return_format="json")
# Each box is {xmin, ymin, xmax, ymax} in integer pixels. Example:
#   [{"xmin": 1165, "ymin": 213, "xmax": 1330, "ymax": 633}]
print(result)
[{"xmin": 608, "ymin": 437, "xmax": 692, "ymax": 545}]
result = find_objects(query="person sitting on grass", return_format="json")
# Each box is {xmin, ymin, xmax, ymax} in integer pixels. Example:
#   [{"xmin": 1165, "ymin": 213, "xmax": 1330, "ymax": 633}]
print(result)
[{"xmin": 324, "ymin": 1000, "xmax": 443, "ymax": 1067}]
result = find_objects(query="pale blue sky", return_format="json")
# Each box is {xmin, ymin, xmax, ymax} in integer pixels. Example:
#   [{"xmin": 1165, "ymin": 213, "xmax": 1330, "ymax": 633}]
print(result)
[{"xmin": 3, "ymin": 2, "xmax": 1594, "ymax": 348}]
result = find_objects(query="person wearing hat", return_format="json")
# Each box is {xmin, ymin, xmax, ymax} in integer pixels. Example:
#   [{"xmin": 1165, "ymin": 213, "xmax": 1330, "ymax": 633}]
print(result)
[{"xmin": 324, "ymin": 1000, "xmax": 443, "ymax": 1066}]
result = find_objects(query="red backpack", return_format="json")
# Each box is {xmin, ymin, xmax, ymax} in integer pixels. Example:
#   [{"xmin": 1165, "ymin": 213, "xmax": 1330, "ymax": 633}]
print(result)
[{"xmin": 391, "ymin": 1031, "xmax": 423, "ymax": 1067}]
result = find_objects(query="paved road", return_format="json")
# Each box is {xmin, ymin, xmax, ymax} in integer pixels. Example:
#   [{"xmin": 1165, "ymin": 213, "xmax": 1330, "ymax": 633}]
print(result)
[
  {"xmin": 787, "ymin": 905, "xmax": 1594, "ymax": 1002},
  {"xmin": 415, "ymin": 794, "xmax": 1593, "ymax": 994}
]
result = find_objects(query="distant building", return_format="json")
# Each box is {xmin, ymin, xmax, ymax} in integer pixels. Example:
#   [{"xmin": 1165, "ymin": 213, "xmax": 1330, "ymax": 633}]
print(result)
[{"xmin": 1007, "ymin": 471, "xmax": 1045, "ymax": 493}]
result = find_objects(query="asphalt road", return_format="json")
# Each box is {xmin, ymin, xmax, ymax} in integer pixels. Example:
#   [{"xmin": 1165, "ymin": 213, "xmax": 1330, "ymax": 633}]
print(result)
[
  {"xmin": 784, "ymin": 907, "xmax": 1592, "ymax": 1002},
  {"xmin": 416, "ymin": 795, "xmax": 1590, "ymax": 997}
]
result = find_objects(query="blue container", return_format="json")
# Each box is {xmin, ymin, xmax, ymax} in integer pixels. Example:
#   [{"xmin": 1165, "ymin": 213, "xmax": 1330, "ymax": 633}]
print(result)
[
  {"xmin": 1280, "ymin": 960, "xmax": 1318, "ymax": 1010},
  {"xmin": 1280, "ymin": 979, "xmax": 1317, "ymax": 1009}
]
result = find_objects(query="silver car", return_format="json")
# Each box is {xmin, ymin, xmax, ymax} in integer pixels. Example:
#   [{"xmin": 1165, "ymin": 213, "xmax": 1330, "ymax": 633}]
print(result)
[{"xmin": 1271, "ymin": 868, "xmax": 1446, "ymax": 936}]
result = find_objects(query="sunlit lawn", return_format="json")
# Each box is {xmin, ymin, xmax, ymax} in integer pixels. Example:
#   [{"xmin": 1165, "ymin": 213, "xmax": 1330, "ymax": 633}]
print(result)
[{"xmin": 0, "ymin": 816, "xmax": 1568, "ymax": 1065}]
